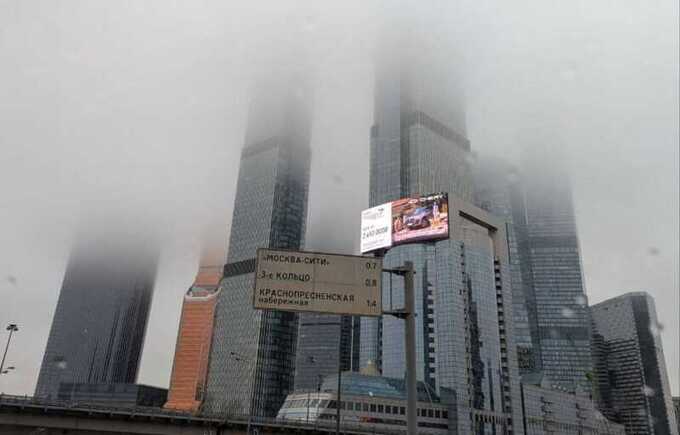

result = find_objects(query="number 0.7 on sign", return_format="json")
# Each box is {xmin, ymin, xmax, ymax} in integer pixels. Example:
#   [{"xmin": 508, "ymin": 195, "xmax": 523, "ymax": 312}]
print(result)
[{"xmin": 253, "ymin": 248, "xmax": 382, "ymax": 317}]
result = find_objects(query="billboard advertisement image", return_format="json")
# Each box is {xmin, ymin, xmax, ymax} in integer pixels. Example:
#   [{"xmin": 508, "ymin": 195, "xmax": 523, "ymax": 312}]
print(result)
[
  {"xmin": 360, "ymin": 203, "xmax": 392, "ymax": 254},
  {"xmin": 360, "ymin": 192, "xmax": 449, "ymax": 253}
]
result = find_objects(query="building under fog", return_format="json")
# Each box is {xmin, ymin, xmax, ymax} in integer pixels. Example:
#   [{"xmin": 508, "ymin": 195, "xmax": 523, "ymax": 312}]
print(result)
[
  {"xmin": 591, "ymin": 292, "xmax": 678, "ymax": 435},
  {"xmin": 359, "ymin": 52, "xmax": 523, "ymax": 434},
  {"xmin": 201, "ymin": 76, "xmax": 312, "ymax": 418},
  {"xmin": 473, "ymin": 157, "xmax": 541, "ymax": 375},
  {"xmin": 35, "ymin": 228, "xmax": 158, "ymax": 399},
  {"xmin": 518, "ymin": 146, "xmax": 593, "ymax": 393},
  {"xmin": 164, "ymin": 266, "xmax": 221, "ymax": 413}
]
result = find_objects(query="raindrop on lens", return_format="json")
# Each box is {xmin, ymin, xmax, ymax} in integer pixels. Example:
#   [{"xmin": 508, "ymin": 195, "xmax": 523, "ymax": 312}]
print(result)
[
  {"xmin": 574, "ymin": 295, "xmax": 587, "ymax": 307},
  {"xmin": 561, "ymin": 307, "xmax": 575, "ymax": 318}
]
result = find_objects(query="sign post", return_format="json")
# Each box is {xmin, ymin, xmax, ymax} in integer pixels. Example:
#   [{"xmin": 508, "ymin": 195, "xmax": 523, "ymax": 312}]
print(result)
[{"xmin": 383, "ymin": 263, "xmax": 417, "ymax": 435}]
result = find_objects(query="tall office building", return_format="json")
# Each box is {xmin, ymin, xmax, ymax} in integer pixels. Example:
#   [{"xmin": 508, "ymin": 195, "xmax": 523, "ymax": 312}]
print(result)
[
  {"xmin": 473, "ymin": 157, "xmax": 541, "ymax": 374},
  {"xmin": 293, "ymin": 314, "xmax": 359, "ymax": 392},
  {"xmin": 35, "ymin": 227, "xmax": 158, "ymax": 398},
  {"xmin": 521, "ymin": 147, "xmax": 592, "ymax": 392},
  {"xmin": 591, "ymin": 292, "xmax": 678, "ymax": 435},
  {"xmin": 202, "ymin": 76, "xmax": 311, "ymax": 418},
  {"xmin": 360, "ymin": 54, "xmax": 523, "ymax": 434},
  {"xmin": 164, "ymin": 266, "xmax": 221, "ymax": 413}
]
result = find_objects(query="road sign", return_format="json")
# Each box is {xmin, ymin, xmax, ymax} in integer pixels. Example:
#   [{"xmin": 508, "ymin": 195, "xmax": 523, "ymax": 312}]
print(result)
[{"xmin": 253, "ymin": 248, "xmax": 382, "ymax": 316}]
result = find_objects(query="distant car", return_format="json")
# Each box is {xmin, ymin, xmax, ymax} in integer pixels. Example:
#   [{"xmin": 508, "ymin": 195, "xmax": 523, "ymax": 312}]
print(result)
[{"xmin": 404, "ymin": 207, "xmax": 433, "ymax": 229}]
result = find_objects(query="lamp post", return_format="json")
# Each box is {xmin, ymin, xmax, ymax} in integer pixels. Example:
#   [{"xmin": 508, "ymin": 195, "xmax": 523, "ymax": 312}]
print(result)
[
  {"xmin": 230, "ymin": 351, "xmax": 256, "ymax": 435},
  {"xmin": 306, "ymin": 356, "xmax": 316, "ymax": 424},
  {"xmin": 0, "ymin": 324, "xmax": 18, "ymax": 375}
]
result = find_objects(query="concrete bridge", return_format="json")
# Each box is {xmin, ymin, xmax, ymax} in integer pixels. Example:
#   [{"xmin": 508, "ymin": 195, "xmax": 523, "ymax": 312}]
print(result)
[{"xmin": 0, "ymin": 395, "xmax": 389, "ymax": 435}]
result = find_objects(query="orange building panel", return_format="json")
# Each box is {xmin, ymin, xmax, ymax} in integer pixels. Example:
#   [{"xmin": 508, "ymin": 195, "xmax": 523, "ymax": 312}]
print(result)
[{"xmin": 164, "ymin": 268, "xmax": 221, "ymax": 413}]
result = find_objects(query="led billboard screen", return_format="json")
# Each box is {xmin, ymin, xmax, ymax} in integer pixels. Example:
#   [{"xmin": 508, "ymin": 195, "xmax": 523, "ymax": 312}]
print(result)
[{"xmin": 360, "ymin": 192, "xmax": 449, "ymax": 253}]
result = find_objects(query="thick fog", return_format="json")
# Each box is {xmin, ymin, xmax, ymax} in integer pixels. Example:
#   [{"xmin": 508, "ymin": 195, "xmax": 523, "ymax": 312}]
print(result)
[{"xmin": 0, "ymin": 1, "xmax": 677, "ymax": 396}]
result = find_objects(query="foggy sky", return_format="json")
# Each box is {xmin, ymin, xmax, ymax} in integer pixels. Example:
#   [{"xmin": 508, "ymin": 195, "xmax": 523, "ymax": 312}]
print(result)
[{"xmin": 1, "ymin": 0, "xmax": 677, "ymax": 397}]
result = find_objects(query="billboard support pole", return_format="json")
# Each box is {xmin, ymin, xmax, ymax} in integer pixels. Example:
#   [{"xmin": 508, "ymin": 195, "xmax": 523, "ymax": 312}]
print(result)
[
  {"xmin": 383, "ymin": 261, "xmax": 417, "ymax": 435},
  {"xmin": 403, "ymin": 261, "xmax": 417, "ymax": 435}
]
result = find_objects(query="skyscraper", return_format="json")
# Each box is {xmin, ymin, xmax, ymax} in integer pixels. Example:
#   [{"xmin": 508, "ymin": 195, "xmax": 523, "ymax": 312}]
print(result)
[
  {"xmin": 520, "ymin": 146, "xmax": 592, "ymax": 393},
  {"xmin": 591, "ymin": 292, "xmax": 678, "ymax": 435},
  {"xmin": 35, "ymin": 227, "xmax": 158, "ymax": 399},
  {"xmin": 164, "ymin": 266, "xmax": 221, "ymax": 413},
  {"xmin": 360, "ymin": 54, "xmax": 523, "ymax": 434},
  {"xmin": 473, "ymin": 157, "xmax": 541, "ymax": 374},
  {"xmin": 293, "ymin": 314, "xmax": 358, "ymax": 393},
  {"xmin": 202, "ymin": 76, "xmax": 311, "ymax": 418}
]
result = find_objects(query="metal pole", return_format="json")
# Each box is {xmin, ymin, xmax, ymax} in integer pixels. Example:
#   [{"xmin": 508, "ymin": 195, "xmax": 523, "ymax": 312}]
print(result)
[
  {"xmin": 403, "ymin": 261, "xmax": 417, "ymax": 435},
  {"xmin": 335, "ymin": 323, "xmax": 343, "ymax": 435},
  {"xmin": 0, "ymin": 327, "xmax": 16, "ymax": 374},
  {"xmin": 306, "ymin": 389, "xmax": 310, "ymax": 424}
]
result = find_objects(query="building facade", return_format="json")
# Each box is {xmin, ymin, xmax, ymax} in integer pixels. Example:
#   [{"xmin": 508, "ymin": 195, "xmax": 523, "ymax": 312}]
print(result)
[
  {"xmin": 202, "ymin": 77, "xmax": 311, "ymax": 419},
  {"xmin": 473, "ymin": 157, "xmax": 541, "ymax": 375},
  {"xmin": 293, "ymin": 314, "xmax": 359, "ymax": 393},
  {"xmin": 35, "ymin": 229, "xmax": 158, "ymax": 399},
  {"xmin": 520, "ymin": 148, "xmax": 592, "ymax": 393},
  {"xmin": 164, "ymin": 266, "xmax": 221, "ymax": 413},
  {"xmin": 591, "ymin": 292, "xmax": 678, "ymax": 435},
  {"xmin": 278, "ymin": 371, "xmax": 456, "ymax": 434},
  {"xmin": 519, "ymin": 374, "xmax": 625, "ymax": 435},
  {"xmin": 359, "ymin": 56, "xmax": 523, "ymax": 433}
]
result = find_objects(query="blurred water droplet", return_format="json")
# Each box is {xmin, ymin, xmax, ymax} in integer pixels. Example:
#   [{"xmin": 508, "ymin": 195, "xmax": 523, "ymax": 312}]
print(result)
[
  {"xmin": 574, "ymin": 295, "xmax": 587, "ymax": 307},
  {"xmin": 642, "ymin": 385, "xmax": 655, "ymax": 397},
  {"xmin": 506, "ymin": 170, "xmax": 520, "ymax": 185},
  {"xmin": 649, "ymin": 321, "xmax": 664, "ymax": 337},
  {"xmin": 57, "ymin": 360, "xmax": 67, "ymax": 370},
  {"xmin": 647, "ymin": 247, "xmax": 660, "ymax": 256},
  {"xmin": 560, "ymin": 68, "xmax": 576, "ymax": 81},
  {"xmin": 561, "ymin": 307, "xmax": 575, "ymax": 318},
  {"xmin": 332, "ymin": 174, "xmax": 343, "ymax": 185},
  {"xmin": 304, "ymin": 14, "xmax": 318, "ymax": 32},
  {"xmin": 465, "ymin": 153, "xmax": 478, "ymax": 166},
  {"xmin": 6, "ymin": 275, "xmax": 16, "ymax": 285}
]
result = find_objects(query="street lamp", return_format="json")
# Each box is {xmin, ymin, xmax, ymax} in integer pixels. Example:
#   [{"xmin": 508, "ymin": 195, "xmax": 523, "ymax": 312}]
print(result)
[
  {"xmin": 229, "ymin": 351, "xmax": 256, "ymax": 435},
  {"xmin": 0, "ymin": 323, "xmax": 18, "ymax": 375},
  {"xmin": 306, "ymin": 356, "xmax": 316, "ymax": 424}
]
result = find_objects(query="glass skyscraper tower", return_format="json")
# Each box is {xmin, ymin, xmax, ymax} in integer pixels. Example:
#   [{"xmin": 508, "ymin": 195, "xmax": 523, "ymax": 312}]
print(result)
[
  {"xmin": 591, "ymin": 292, "xmax": 679, "ymax": 435},
  {"xmin": 474, "ymin": 151, "xmax": 593, "ymax": 392},
  {"xmin": 35, "ymin": 227, "xmax": 158, "ymax": 399},
  {"xmin": 360, "ymin": 55, "xmax": 523, "ymax": 434},
  {"xmin": 202, "ymin": 77, "xmax": 311, "ymax": 418},
  {"xmin": 521, "ymin": 148, "xmax": 592, "ymax": 393},
  {"xmin": 293, "ymin": 314, "xmax": 359, "ymax": 392},
  {"xmin": 473, "ymin": 157, "xmax": 541, "ymax": 375}
]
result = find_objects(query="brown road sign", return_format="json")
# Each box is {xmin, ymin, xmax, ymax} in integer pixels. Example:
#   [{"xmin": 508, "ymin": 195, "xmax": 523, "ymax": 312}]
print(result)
[{"xmin": 253, "ymin": 248, "xmax": 382, "ymax": 316}]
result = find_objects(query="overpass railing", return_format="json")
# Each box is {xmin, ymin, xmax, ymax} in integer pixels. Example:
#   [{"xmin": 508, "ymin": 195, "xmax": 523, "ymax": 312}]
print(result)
[{"xmin": 1, "ymin": 394, "xmax": 413, "ymax": 434}]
